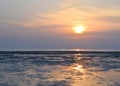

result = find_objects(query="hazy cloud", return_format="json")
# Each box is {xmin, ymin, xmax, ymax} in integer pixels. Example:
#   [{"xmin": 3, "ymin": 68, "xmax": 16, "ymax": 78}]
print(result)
[{"xmin": 95, "ymin": 16, "xmax": 120, "ymax": 23}]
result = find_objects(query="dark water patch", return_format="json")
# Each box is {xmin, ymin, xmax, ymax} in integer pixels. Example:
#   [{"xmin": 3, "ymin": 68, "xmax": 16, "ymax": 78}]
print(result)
[
  {"xmin": 31, "ymin": 59, "xmax": 75, "ymax": 66},
  {"xmin": 36, "ymin": 80, "xmax": 71, "ymax": 86},
  {"xmin": 0, "ymin": 83, "xmax": 10, "ymax": 86},
  {"xmin": 0, "ymin": 83, "xmax": 17, "ymax": 86}
]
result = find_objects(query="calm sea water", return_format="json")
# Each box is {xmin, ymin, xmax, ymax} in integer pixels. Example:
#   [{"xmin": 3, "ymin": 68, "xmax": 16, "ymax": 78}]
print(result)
[{"xmin": 0, "ymin": 50, "xmax": 120, "ymax": 86}]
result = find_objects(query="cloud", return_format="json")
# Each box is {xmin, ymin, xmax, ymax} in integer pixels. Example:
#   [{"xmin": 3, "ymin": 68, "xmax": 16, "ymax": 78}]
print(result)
[
  {"xmin": 9, "ymin": 0, "xmax": 90, "ymax": 28},
  {"xmin": 65, "ymin": 29, "xmax": 120, "ymax": 39},
  {"xmin": 95, "ymin": 16, "xmax": 120, "ymax": 23},
  {"xmin": 8, "ymin": 0, "xmax": 120, "ymax": 33}
]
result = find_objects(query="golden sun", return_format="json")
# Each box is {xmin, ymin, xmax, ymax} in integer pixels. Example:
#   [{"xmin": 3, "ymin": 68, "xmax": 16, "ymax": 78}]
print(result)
[{"xmin": 73, "ymin": 26, "xmax": 85, "ymax": 34}]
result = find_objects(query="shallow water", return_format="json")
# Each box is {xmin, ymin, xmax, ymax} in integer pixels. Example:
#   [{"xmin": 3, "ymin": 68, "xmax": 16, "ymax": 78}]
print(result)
[{"xmin": 0, "ymin": 51, "xmax": 120, "ymax": 86}]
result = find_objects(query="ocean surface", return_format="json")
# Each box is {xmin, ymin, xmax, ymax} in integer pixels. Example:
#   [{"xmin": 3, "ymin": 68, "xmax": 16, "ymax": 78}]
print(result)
[{"xmin": 0, "ymin": 50, "xmax": 120, "ymax": 86}]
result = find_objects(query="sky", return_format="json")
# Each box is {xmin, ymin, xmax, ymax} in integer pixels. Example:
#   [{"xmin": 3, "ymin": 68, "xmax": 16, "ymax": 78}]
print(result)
[{"xmin": 0, "ymin": 0, "xmax": 120, "ymax": 49}]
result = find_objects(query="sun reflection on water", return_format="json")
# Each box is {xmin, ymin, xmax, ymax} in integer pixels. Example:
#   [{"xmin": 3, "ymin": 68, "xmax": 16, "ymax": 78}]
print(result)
[{"xmin": 74, "ymin": 64, "xmax": 84, "ymax": 72}]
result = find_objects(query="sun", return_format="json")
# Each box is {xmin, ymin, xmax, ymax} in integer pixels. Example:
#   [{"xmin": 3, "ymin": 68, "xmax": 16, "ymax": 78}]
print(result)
[{"xmin": 73, "ymin": 26, "xmax": 85, "ymax": 34}]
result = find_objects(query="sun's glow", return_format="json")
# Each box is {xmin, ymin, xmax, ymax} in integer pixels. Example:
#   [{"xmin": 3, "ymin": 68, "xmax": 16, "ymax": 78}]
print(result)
[{"xmin": 73, "ymin": 26, "xmax": 85, "ymax": 34}]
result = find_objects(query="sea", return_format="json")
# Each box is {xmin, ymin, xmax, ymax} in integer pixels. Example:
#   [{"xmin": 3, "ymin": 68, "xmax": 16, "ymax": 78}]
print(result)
[{"xmin": 0, "ymin": 49, "xmax": 120, "ymax": 86}]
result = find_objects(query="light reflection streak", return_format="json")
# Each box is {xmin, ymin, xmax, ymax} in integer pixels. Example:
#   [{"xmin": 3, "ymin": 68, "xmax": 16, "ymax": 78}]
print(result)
[{"xmin": 74, "ymin": 64, "xmax": 84, "ymax": 72}]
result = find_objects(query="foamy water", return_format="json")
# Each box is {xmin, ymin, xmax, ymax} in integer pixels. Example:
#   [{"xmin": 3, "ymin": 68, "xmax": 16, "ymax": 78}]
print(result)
[{"xmin": 0, "ymin": 51, "xmax": 120, "ymax": 86}]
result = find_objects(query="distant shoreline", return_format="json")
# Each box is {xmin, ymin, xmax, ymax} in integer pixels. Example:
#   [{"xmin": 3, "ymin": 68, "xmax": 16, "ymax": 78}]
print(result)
[{"xmin": 0, "ymin": 50, "xmax": 120, "ymax": 54}]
